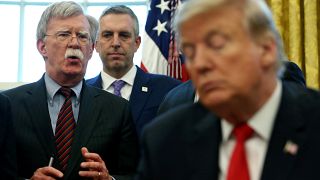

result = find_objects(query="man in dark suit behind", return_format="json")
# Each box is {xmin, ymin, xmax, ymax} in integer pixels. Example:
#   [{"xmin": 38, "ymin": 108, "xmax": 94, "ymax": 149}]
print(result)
[
  {"xmin": 0, "ymin": 93, "xmax": 16, "ymax": 179},
  {"xmin": 3, "ymin": 1, "xmax": 138, "ymax": 180},
  {"xmin": 157, "ymin": 61, "xmax": 306, "ymax": 115},
  {"xmin": 86, "ymin": 5, "xmax": 180, "ymax": 137},
  {"xmin": 136, "ymin": 0, "xmax": 320, "ymax": 179}
]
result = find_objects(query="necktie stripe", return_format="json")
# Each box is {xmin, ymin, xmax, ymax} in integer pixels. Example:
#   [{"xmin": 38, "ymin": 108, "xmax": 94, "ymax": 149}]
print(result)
[
  {"xmin": 58, "ymin": 105, "xmax": 72, "ymax": 117},
  {"xmin": 58, "ymin": 102, "xmax": 69, "ymax": 113},
  {"xmin": 57, "ymin": 112, "xmax": 73, "ymax": 126},
  {"xmin": 56, "ymin": 113, "xmax": 73, "ymax": 130},
  {"xmin": 57, "ymin": 138, "xmax": 73, "ymax": 153},
  {"xmin": 55, "ymin": 124, "xmax": 75, "ymax": 145},
  {"xmin": 55, "ymin": 117, "xmax": 74, "ymax": 136},
  {"xmin": 56, "ymin": 124, "xmax": 74, "ymax": 141}
]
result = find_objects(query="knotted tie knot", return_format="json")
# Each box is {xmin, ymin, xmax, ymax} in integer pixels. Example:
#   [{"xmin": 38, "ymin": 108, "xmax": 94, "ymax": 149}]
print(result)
[
  {"xmin": 59, "ymin": 87, "xmax": 73, "ymax": 98},
  {"xmin": 233, "ymin": 123, "xmax": 253, "ymax": 142},
  {"xmin": 111, "ymin": 80, "xmax": 126, "ymax": 97}
]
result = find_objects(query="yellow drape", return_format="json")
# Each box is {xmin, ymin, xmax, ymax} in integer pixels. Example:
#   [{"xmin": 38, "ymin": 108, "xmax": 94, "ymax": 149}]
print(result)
[{"xmin": 266, "ymin": 0, "xmax": 320, "ymax": 89}]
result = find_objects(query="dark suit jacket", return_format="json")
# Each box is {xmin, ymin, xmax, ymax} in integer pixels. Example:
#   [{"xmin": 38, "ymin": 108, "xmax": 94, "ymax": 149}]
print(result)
[
  {"xmin": 157, "ymin": 61, "xmax": 306, "ymax": 115},
  {"xmin": 86, "ymin": 66, "xmax": 181, "ymax": 137},
  {"xmin": 3, "ymin": 76, "xmax": 139, "ymax": 180},
  {"xmin": 0, "ymin": 93, "xmax": 17, "ymax": 179},
  {"xmin": 136, "ymin": 82, "xmax": 320, "ymax": 180}
]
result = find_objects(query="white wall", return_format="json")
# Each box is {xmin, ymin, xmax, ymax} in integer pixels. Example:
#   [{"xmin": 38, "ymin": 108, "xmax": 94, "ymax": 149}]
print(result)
[{"xmin": 0, "ymin": 82, "xmax": 26, "ymax": 90}]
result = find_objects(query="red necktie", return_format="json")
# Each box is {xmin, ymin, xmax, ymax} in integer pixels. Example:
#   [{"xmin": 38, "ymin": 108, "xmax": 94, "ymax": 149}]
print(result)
[
  {"xmin": 227, "ymin": 123, "xmax": 253, "ymax": 180},
  {"xmin": 55, "ymin": 87, "xmax": 76, "ymax": 171}
]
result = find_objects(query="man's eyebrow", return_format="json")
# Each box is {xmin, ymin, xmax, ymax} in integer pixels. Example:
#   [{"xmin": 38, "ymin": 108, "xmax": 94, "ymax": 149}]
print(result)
[
  {"xmin": 204, "ymin": 30, "xmax": 224, "ymax": 38},
  {"xmin": 101, "ymin": 30, "xmax": 113, "ymax": 33},
  {"xmin": 55, "ymin": 29, "xmax": 70, "ymax": 32},
  {"xmin": 119, "ymin": 31, "xmax": 132, "ymax": 35},
  {"xmin": 78, "ymin": 30, "xmax": 89, "ymax": 34}
]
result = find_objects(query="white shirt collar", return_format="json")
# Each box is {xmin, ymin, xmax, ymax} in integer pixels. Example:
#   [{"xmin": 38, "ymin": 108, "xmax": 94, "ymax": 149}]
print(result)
[
  {"xmin": 221, "ymin": 80, "xmax": 282, "ymax": 142},
  {"xmin": 101, "ymin": 65, "xmax": 137, "ymax": 90}
]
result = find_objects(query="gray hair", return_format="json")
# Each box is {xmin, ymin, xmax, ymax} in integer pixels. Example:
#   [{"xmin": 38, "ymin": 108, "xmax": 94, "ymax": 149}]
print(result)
[
  {"xmin": 174, "ymin": 0, "xmax": 286, "ymax": 70},
  {"xmin": 99, "ymin": 5, "xmax": 139, "ymax": 36},
  {"xmin": 36, "ymin": 1, "xmax": 96, "ymax": 43},
  {"xmin": 85, "ymin": 14, "xmax": 99, "ymax": 42}
]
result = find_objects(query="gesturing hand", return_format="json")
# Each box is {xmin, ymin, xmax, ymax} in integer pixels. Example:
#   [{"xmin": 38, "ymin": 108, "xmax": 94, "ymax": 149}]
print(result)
[{"xmin": 79, "ymin": 147, "xmax": 112, "ymax": 180}]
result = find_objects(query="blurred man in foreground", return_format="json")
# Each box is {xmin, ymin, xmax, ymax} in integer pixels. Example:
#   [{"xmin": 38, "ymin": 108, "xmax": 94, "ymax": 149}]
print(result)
[
  {"xmin": 157, "ymin": 60, "xmax": 305, "ymax": 115},
  {"xmin": 136, "ymin": 0, "xmax": 320, "ymax": 179}
]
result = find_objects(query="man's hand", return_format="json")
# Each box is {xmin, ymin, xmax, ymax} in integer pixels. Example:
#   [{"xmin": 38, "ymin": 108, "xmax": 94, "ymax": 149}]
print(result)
[
  {"xmin": 30, "ymin": 166, "xmax": 63, "ymax": 180},
  {"xmin": 79, "ymin": 147, "xmax": 112, "ymax": 180}
]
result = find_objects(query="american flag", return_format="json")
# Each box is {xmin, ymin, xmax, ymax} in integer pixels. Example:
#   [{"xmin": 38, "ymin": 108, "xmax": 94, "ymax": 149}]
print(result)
[{"xmin": 141, "ymin": 0, "xmax": 189, "ymax": 82}]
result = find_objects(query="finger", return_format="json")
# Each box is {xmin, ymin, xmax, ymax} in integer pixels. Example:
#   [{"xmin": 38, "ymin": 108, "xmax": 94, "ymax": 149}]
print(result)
[
  {"xmin": 78, "ymin": 170, "xmax": 99, "ymax": 177},
  {"xmin": 31, "ymin": 167, "xmax": 63, "ymax": 179},
  {"xmin": 41, "ymin": 166, "xmax": 64, "ymax": 177},
  {"xmin": 79, "ymin": 170, "xmax": 109, "ymax": 179},
  {"xmin": 81, "ymin": 147, "xmax": 89, "ymax": 154},
  {"xmin": 82, "ymin": 151, "xmax": 103, "ymax": 163},
  {"xmin": 81, "ymin": 147, "xmax": 94, "ymax": 163},
  {"xmin": 80, "ymin": 161, "xmax": 105, "ymax": 171}
]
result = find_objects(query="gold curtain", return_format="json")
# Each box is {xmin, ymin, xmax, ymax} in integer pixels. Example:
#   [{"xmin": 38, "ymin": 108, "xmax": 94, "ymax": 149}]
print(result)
[{"xmin": 266, "ymin": 0, "xmax": 320, "ymax": 89}]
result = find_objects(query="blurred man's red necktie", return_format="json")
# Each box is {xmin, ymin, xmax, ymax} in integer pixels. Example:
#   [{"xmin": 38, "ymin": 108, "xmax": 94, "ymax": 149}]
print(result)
[{"xmin": 227, "ymin": 123, "xmax": 253, "ymax": 180}]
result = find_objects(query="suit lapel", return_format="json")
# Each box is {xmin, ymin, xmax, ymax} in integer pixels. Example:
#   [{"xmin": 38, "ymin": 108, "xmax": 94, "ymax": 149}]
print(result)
[
  {"xmin": 89, "ymin": 73, "xmax": 103, "ymax": 89},
  {"xmin": 261, "ymin": 84, "xmax": 307, "ymax": 180},
  {"xmin": 26, "ymin": 78, "xmax": 56, "ymax": 158},
  {"xmin": 184, "ymin": 80, "xmax": 197, "ymax": 102},
  {"xmin": 130, "ymin": 67, "xmax": 151, "ymax": 123},
  {"xmin": 186, "ymin": 104, "xmax": 221, "ymax": 179},
  {"xmin": 65, "ymin": 83, "xmax": 101, "ymax": 179}
]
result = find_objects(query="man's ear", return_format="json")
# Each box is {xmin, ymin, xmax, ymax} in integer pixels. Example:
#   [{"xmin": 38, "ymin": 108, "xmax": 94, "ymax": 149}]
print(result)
[
  {"xmin": 185, "ymin": 59, "xmax": 192, "ymax": 74},
  {"xmin": 37, "ymin": 39, "xmax": 48, "ymax": 58},
  {"xmin": 258, "ymin": 35, "xmax": 277, "ymax": 69},
  {"xmin": 88, "ymin": 42, "xmax": 95, "ymax": 59},
  {"xmin": 95, "ymin": 40, "xmax": 100, "ymax": 53},
  {"xmin": 134, "ymin": 36, "xmax": 141, "ymax": 52}
]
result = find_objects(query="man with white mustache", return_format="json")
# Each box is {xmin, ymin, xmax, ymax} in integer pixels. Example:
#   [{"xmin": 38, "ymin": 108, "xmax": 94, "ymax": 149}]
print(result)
[{"xmin": 3, "ymin": 1, "xmax": 139, "ymax": 180}]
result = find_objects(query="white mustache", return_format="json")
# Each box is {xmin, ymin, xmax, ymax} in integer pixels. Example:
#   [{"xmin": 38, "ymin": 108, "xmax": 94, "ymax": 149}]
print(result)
[{"xmin": 64, "ymin": 48, "xmax": 84, "ymax": 60}]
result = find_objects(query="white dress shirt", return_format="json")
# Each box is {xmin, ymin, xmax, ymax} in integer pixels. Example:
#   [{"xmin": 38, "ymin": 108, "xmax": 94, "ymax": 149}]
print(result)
[
  {"xmin": 101, "ymin": 65, "xmax": 137, "ymax": 101},
  {"xmin": 219, "ymin": 80, "xmax": 282, "ymax": 180}
]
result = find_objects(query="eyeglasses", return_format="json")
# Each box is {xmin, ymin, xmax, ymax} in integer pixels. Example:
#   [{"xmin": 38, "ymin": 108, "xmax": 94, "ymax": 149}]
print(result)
[{"xmin": 45, "ymin": 31, "xmax": 91, "ymax": 46}]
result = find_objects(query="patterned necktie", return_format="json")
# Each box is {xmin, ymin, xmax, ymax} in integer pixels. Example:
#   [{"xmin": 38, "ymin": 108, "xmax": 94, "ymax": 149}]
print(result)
[
  {"xmin": 55, "ymin": 87, "xmax": 76, "ymax": 171},
  {"xmin": 111, "ymin": 80, "xmax": 126, "ymax": 97},
  {"xmin": 227, "ymin": 123, "xmax": 253, "ymax": 180}
]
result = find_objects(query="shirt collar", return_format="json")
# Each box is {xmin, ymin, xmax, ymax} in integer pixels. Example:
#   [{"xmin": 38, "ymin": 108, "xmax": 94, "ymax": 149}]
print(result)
[
  {"xmin": 101, "ymin": 65, "xmax": 137, "ymax": 90},
  {"xmin": 44, "ymin": 73, "xmax": 82, "ymax": 100},
  {"xmin": 221, "ymin": 80, "xmax": 282, "ymax": 142}
]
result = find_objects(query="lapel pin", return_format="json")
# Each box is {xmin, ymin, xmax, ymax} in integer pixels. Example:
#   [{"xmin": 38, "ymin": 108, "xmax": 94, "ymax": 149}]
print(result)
[
  {"xmin": 283, "ymin": 140, "xmax": 299, "ymax": 155},
  {"xmin": 142, "ymin": 86, "xmax": 148, "ymax": 92}
]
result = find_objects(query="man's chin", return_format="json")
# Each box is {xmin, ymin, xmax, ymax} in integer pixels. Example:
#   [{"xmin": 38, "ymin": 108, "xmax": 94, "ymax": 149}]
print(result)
[
  {"xmin": 63, "ymin": 68, "xmax": 84, "ymax": 77},
  {"xmin": 200, "ymin": 93, "xmax": 230, "ymax": 109},
  {"xmin": 109, "ymin": 62, "xmax": 128, "ymax": 71}
]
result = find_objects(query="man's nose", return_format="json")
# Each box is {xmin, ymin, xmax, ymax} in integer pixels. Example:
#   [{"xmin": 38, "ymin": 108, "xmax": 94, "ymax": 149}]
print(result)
[
  {"xmin": 193, "ymin": 43, "xmax": 214, "ymax": 73},
  {"xmin": 68, "ymin": 34, "xmax": 81, "ymax": 48},
  {"xmin": 111, "ymin": 35, "xmax": 121, "ymax": 48}
]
